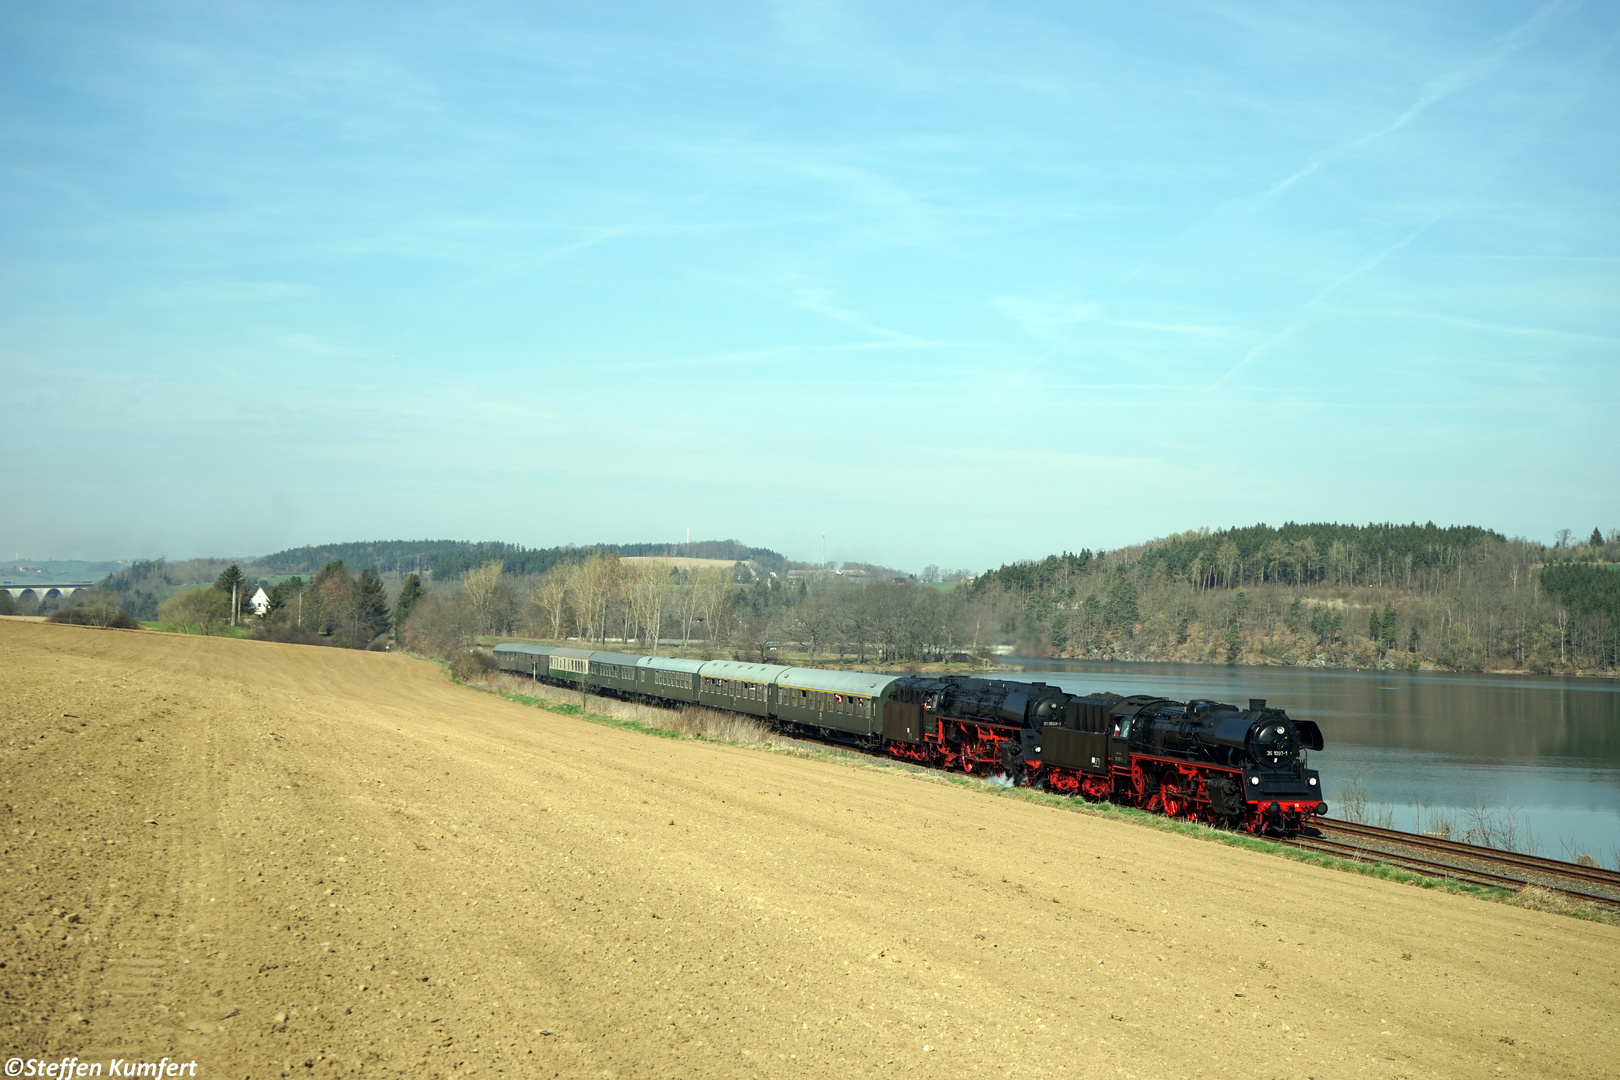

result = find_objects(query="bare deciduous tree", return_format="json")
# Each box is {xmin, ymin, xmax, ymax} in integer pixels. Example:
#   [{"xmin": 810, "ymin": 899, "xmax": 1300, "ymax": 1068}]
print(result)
[
  {"xmin": 462, "ymin": 560, "xmax": 509, "ymax": 637},
  {"xmin": 566, "ymin": 553, "xmax": 621, "ymax": 645},
  {"xmin": 625, "ymin": 559, "xmax": 672, "ymax": 654},
  {"xmin": 526, "ymin": 569, "xmax": 570, "ymax": 640}
]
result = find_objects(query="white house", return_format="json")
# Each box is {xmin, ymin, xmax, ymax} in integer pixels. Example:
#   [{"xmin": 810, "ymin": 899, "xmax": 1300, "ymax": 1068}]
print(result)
[{"xmin": 249, "ymin": 585, "xmax": 271, "ymax": 616}]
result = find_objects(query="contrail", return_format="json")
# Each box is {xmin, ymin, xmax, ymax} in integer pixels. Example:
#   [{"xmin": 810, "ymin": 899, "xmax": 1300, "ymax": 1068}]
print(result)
[
  {"xmin": 1265, "ymin": 0, "xmax": 1570, "ymax": 201},
  {"xmin": 1211, "ymin": 215, "xmax": 1444, "ymax": 387}
]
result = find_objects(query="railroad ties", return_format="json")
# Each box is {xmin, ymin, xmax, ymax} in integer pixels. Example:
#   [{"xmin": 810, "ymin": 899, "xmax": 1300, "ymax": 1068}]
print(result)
[{"xmin": 1285, "ymin": 817, "xmax": 1620, "ymax": 910}]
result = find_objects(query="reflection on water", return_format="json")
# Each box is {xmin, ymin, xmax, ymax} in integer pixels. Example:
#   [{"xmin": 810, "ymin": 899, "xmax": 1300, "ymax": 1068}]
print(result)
[{"xmin": 1003, "ymin": 659, "xmax": 1620, "ymax": 864}]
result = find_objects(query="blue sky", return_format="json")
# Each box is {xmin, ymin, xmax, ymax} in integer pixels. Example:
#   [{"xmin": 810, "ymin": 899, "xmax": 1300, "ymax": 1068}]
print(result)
[{"xmin": 2, "ymin": 1, "xmax": 1616, "ymax": 572}]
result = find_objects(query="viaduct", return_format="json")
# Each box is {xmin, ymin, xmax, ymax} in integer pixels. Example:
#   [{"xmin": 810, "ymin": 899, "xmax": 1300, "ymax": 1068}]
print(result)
[{"xmin": 1, "ymin": 582, "xmax": 95, "ymax": 603}]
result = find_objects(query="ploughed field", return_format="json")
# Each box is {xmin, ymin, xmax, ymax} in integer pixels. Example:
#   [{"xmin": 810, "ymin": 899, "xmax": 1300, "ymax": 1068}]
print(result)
[{"xmin": 2, "ymin": 621, "xmax": 1616, "ymax": 1079}]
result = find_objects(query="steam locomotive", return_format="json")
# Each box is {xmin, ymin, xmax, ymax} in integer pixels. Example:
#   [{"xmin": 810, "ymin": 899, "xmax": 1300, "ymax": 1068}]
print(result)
[{"xmin": 494, "ymin": 644, "xmax": 1327, "ymax": 835}]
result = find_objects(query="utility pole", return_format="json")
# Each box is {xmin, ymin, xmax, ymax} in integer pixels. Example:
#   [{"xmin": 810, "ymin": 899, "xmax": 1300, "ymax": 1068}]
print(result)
[
  {"xmin": 231, "ymin": 583, "xmax": 237, "ymax": 627},
  {"xmin": 822, "ymin": 533, "xmax": 826, "ymax": 570}
]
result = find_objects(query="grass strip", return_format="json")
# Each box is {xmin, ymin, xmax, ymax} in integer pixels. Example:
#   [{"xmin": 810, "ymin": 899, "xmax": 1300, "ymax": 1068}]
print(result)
[{"xmin": 452, "ymin": 667, "xmax": 1618, "ymax": 927}]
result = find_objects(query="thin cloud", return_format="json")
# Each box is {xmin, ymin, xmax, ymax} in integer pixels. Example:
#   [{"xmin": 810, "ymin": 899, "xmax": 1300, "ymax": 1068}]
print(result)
[
  {"xmin": 1265, "ymin": 0, "xmax": 1571, "ymax": 201},
  {"xmin": 1213, "ymin": 217, "xmax": 1443, "ymax": 386}
]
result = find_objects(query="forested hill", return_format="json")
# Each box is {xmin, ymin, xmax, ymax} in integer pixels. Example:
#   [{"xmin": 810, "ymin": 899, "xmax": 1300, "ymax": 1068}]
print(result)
[
  {"xmin": 972, "ymin": 522, "xmax": 1504, "ymax": 596},
  {"xmin": 967, "ymin": 521, "xmax": 1618, "ymax": 673},
  {"xmin": 255, "ymin": 538, "xmax": 783, "ymax": 577}
]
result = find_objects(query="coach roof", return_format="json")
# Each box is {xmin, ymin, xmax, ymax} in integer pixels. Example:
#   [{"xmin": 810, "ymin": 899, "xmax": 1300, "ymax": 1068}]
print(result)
[
  {"xmin": 494, "ymin": 643, "xmax": 552, "ymax": 657},
  {"xmin": 776, "ymin": 668, "xmax": 900, "ymax": 696},
  {"xmin": 696, "ymin": 659, "xmax": 791, "ymax": 682},
  {"xmin": 636, "ymin": 655, "xmax": 705, "ymax": 673}
]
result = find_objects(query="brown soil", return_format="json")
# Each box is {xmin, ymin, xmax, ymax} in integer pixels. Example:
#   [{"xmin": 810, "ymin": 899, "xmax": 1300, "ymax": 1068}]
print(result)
[{"xmin": 2, "ymin": 621, "xmax": 1616, "ymax": 1079}]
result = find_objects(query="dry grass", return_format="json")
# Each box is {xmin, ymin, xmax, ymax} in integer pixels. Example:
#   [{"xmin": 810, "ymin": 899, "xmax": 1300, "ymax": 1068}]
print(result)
[
  {"xmin": 1511, "ymin": 885, "xmax": 1602, "ymax": 916},
  {"xmin": 479, "ymin": 672, "xmax": 770, "ymax": 743}
]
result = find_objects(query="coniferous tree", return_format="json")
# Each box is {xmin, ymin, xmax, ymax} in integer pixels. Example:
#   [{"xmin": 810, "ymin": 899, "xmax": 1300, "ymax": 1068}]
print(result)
[
  {"xmin": 214, "ymin": 562, "xmax": 247, "ymax": 623},
  {"xmin": 356, "ymin": 569, "xmax": 391, "ymax": 643},
  {"xmin": 1592, "ymin": 527, "xmax": 1606, "ymax": 548},
  {"xmin": 393, "ymin": 573, "xmax": 424, "ymax": 637},
  {"xmin": 267, "ymin": 576, "xmax": 304, "ymax": 614},
  {"xmin": 1380, "ymin": 603, "xmax": 1399, "ymax": 654},
  {"xmin": 214, "ymin": 563, "xmax": 246, "ymax": 596}
]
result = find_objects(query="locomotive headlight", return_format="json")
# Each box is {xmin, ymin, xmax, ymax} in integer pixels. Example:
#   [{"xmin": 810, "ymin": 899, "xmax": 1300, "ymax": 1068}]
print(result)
[
  {"xmin": 1309, "ymin": 777, "xmax": 1317, "ymax": 786},
  {"xmin": 1250, "ymin": 777, "xmax": 1259, "ymax": 786}
]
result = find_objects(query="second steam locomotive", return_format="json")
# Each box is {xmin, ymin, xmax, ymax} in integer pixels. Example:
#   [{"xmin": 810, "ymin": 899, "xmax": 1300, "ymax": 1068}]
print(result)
[{"xmin": 495, "ymin": 644, "xmax": 1327, "ymax": 835}]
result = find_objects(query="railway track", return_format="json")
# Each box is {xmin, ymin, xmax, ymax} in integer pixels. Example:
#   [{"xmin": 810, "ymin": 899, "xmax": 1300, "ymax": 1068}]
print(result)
[
  {"xmin": 1286, "ymin": 817, "xmax": 1620, "ymax": 909},
  {"xmin": 1318, "ymin": 818, "xmax": 1620, "ymax": 890}
]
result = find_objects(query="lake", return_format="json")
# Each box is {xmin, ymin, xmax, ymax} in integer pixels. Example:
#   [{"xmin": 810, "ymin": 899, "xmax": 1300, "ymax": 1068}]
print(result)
[{"xmin": 1002, "ymin": 659, "xmax": 1620, "ymax": 866}]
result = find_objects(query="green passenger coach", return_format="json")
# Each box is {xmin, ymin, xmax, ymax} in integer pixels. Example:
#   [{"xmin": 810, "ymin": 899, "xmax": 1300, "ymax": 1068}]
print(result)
[
  {"xmin": 636, "ymin": 656, "xmax": 704, "ymax": 703},
  {"xmin": 774, "ymin": 667, "xmax": 901, "ymax": 737},
  {"xmin": 695, "ymin": 660, "xmax": 789, "ymax": 717},
  {"xmin": 588, "ymin": 651, "xmax": 642, "ymax": 695},
  {"xmin": 494, "ymin": 642, "xmax": 552, "ymax": 678}
]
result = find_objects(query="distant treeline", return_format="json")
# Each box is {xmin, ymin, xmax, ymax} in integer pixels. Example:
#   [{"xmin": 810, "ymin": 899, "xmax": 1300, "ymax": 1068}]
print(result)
[
  {"xmin": 971, "ymin": 521, "xmax": 1618, "ymax": 673},
  {"xmin": 255, "ymin": 538, "xmax": 785, "ymax": 578},
  {"xmin": 972, "ymin": 522, "xmax": 1504, "ymax": 597}
]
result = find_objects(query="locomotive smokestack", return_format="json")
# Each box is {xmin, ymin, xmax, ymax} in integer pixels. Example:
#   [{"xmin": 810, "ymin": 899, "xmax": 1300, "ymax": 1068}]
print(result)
[{"xmin": 1249, "ymin": 699, "xmax": 1266, "ymax": 711}]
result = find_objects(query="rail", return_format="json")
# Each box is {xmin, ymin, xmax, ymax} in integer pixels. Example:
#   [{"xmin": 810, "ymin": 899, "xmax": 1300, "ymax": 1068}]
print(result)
[
  {"xmin": 1317, "ymin": 818, "xmax": 1620, "ymax": 890},
  {"xmin": 1284, "ymin": 817, "xmax": 1620, "ymax": 910}
]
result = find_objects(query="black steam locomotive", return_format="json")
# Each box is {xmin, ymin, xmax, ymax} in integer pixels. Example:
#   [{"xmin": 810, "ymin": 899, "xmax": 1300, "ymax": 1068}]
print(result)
[{"xmin": 881, "ymin": 676, "xmax": 1326, "ymax": 835}]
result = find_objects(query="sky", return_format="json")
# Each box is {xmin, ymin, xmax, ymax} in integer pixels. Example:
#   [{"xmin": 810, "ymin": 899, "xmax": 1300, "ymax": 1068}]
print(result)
[{"xmin": 2, "ymin": 1, "xmax": 1616, "ymax": 573}]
